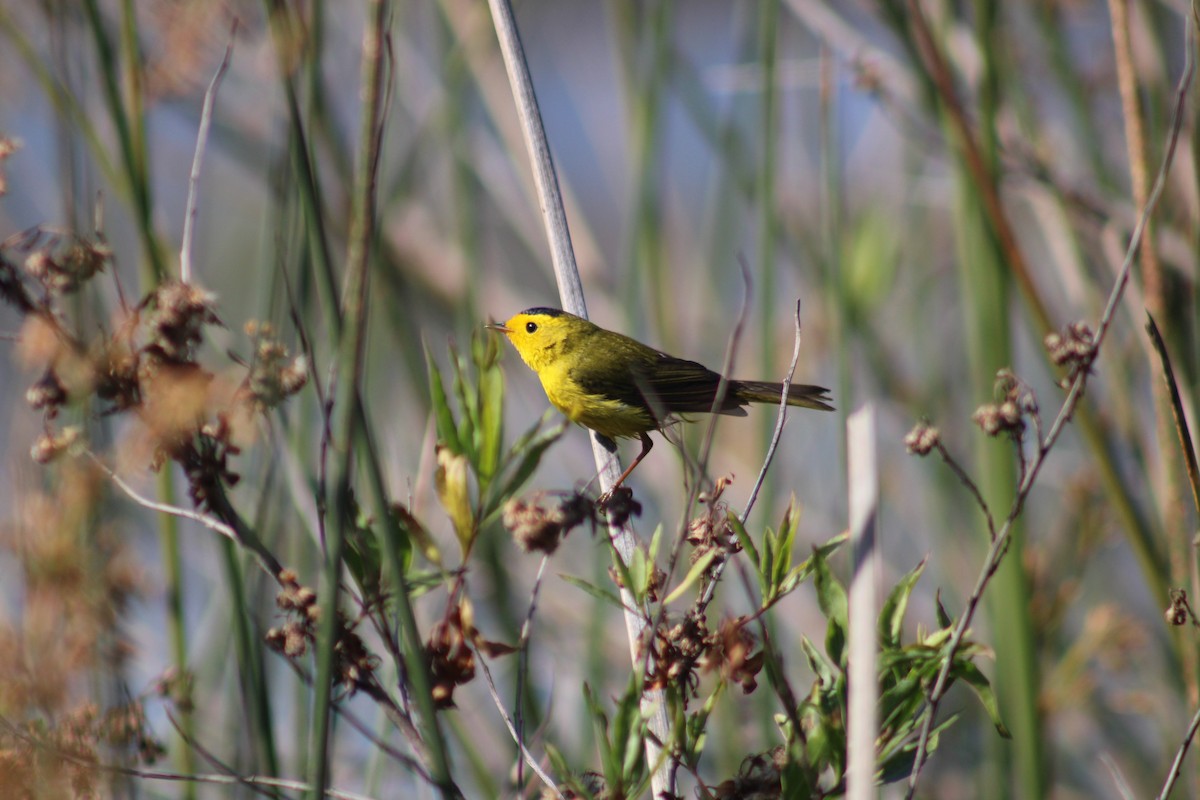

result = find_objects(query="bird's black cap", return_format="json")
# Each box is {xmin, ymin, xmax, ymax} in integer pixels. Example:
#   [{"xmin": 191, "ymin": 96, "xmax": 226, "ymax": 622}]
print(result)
[{"xmin": 521, "ymin": 307, "xmax": 566, "ymax": 317}]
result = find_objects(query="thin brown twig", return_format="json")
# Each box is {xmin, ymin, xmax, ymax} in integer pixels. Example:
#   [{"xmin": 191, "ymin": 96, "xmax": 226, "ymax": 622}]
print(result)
[
  {"xmin": 904, "ymin": 16, "xmax": 1195, "ymax": 794},
  {"xmin": 476, "ymin": 650, "xmax": 564, "ymax": 798},
  {"xmin": 695, "ymin": 298, "xmax": 806, "ymax": 612},
  {"xmin": 165, "ymin": 710, "xmax": 284, "ymax": 800},
  {"xmin": 932, "ymin": 441, "xmax": 997, "ymax": 541},
  {"xmin": 515, "ymin": 554, "xmax": 550, "ymax": 789}
]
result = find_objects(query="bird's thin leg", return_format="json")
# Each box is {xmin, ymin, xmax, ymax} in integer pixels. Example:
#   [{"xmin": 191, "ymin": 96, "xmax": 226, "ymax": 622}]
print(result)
[{"xmin": 599, "ymin": 432, "xmax": 653, "ymax": 504}]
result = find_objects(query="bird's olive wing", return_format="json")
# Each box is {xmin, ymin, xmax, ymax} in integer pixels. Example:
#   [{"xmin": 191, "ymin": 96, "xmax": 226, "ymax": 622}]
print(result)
[{"xmin": 571, "ymin": 350, "xmax": 745, "ymax": 418}]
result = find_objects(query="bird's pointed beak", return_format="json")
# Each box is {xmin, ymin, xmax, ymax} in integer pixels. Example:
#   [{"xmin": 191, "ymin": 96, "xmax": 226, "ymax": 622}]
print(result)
[{"xmin": 485, "ymin": 321, "xmax": 511, "ymax": 334}]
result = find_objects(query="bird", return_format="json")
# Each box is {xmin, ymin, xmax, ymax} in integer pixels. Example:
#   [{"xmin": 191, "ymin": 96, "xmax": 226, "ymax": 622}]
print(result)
[{"xmin": 488, "ymin": 307, "xmax": 832, "ymax": 494}]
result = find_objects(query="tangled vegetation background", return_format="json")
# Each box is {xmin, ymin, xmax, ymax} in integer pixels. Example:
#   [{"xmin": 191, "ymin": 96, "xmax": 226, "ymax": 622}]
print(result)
[{"xmin": 0, "ymin": 1, "xmax": 1197, "ymax": 798}]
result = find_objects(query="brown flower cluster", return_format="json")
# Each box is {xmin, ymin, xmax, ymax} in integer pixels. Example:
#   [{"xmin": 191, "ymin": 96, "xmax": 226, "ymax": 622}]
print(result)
[
  {"xmin": 241, "ymin": 321, "xmax": 308, "ymax": 413},
  {"xmin": 425, "ymin": 598, "xmax": 514, "ymax": 708},
  {"xmin": 904, "ymin": 421, "xmax": 940, "ymax": 456},
  {"xmin": 685, "ymin": 476, "xmax": 741, "ymax": 586},
  {"xmin": 265, "ymin": 569, "xmax": 379, "ymax": 694},
  {"xmin": 2, "ymin": 229, "xmax": 307, "ymax": 521},
  {"xmin": 1045, "ymin": 321, "xmax": 1096, "ymax": 387},
  {"xmin": 972, "ymin": 369, "xmax": 1037, "ymax": 439},
  {"xmin": 502, "ymin": 489, "xmax": 594, "ymax": 554},
  {"xmin": 647, "ymin": 611, "xmax": 763, "ymax": 698}
]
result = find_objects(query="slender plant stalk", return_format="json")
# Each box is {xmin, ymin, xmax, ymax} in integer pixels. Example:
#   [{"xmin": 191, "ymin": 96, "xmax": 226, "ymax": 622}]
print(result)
[{"xmin": 484, "ymin": 0, "xmax": 673, "ymax": 794}]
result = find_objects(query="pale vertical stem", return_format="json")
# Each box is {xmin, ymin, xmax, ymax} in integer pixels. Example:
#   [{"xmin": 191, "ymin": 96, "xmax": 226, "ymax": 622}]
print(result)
[
  {"xmin": 847, "ymin": 406, "xmax": 880, "ymax": 800},
  {"xmin": 484, "ymin": 0, "xmax": 671, "ymax": 793}
]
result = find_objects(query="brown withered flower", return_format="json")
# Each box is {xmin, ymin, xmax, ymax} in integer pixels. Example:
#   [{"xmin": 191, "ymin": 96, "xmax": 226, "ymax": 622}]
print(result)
[
  {"xmin": 686, "ymin": 476, "xmax": 740, "ymax": 581},
  {"xmin": 242, "ymin": 321, "xmax": 309, "ymax": 412},
  {"xmin": 142, "ymin": 280, "xmax": 221, "ymax": 362},
  {"xmin": 705, "ymin": 616, "xmax": 764, "ymax": 694},
  {"xmin": 426, "ymin": 602, "xmax": 477, "ymax": 708},
  {"xmin": 266, "ymin": 569, "xmax": 378, "ymax": 693},
  {"xmin": 1045, "ymin": 321, "xmax": 1096, "ymax": 386},
  {"xmin": 648, "ymin": 609, "xmax": 709, "ymax": 695},
  {"xmin": 503, "ymin": 490, "xmax": 593, "ymax": 554}
]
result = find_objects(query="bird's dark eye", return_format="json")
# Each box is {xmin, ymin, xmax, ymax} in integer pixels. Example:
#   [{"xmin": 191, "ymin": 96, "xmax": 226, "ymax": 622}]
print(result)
[{"xmin": 525, "ymin": 322, "xmax": 538, "ymax": 333}]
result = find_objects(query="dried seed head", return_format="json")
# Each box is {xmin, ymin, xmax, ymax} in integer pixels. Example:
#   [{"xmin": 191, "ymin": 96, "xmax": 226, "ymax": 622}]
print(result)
[
  {"xmin": 503, "ymin": 490, "xmax": 593, "ymax": 554},
  {"xmin": 30, "ymin": 426, "xmax": 81, "ymax": 464},
  {"xmin": 26, "ymin": 368, "xmax": 67, "ymax": 411},
  {"xmin": 973, "ymin": 402, "xmax": 1024, "ymax": 438},
  {"xmin": 145, "ymin": 281, "xmax": 220, "ymax": 361},
  {"xmin": 904, "ymin": 422, "xmax": 940, "ymax": 455},
  {"xmin": 1045, "ymin": 321, "xmax": 1096, "ymax": 386}
]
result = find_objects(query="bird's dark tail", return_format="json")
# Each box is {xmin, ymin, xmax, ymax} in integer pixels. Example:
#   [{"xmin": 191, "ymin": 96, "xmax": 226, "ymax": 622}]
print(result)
[{"xmin": 733, "ymin": 381, "xmax": 834, "ymax": 412}]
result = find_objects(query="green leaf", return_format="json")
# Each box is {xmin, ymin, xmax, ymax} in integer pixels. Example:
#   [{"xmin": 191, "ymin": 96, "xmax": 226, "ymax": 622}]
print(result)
[
  {"xmin": 935, "ymin": 589, "xmax": 953, "ymax": 629},
  {"xmin": 780, "ymin": 532, "xmax": 847, "ymax": 595},
  {"xmin": 663, "ymin": 550, "xmax": 717, "ymax": 605},
  {"xmin": 812, "ymin": 545, "xmax": 848, "ymax": 667},
  {"xmin": 488, "ymin": 417, "xmax": 566, "ymax": 517},
  {"xmin": 391, "ymin": 502, "xmax": 439, "ymax": 567},
  {"xmin": 344, "ymin": 521, "xmax": 383, "ymax": 598},
  {"xmin": 476, "ymin": 355, "xmax": 505, "ymax": 485},
  {"xmin": 584, "ymin": 683, "xmax": 618, "ymax": 783},
  {"xmin": 953, "ymin": 659, "xmax": 1011, "ymax": 738},
  {"xmin": 424, "ymin": 343, "xmax": 461, "ymax": 455},
  {"xmin": 728, "ymin": 510, "xmax": 759, "ymax": 567},
  {"xmin": 879, "ymin": 558, "xmax": 927, "ymax": 649},
  {"xmin": 452, "ymin": 350, "xmax": 479, "ymax": 464},
  {"xmin": 560, "ymin": 574, "xmax": 628, "ymax": 613},
  {"xmin": 647, "ymin": 523, "xmax": 662, "ymax": 563},
  {"xmin": 800, "ymin": 635, "xmax": 837, "ymax": 690},
  {"xmin": 773, "ymin": 499, "xmax": 799, "ymax": 590}
]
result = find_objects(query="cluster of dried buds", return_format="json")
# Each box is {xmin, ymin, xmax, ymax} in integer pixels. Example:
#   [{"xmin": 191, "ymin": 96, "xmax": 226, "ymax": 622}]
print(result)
[
  {"xmin": 502, "ymin": 489, "xmax": 594, "ymax": 554},
  {"xmin": 904, "ymin": 421, "xmax": 940, "ymax": 456},
  {"xmin": 646, "ymin": 610, "xmax": 763, "ymax": 699},
  {"xmin": 265, "ymin": 569, "xmax": 378, "ymax": 694},
  {"xmin": 1045, "ymin": 321, "xmax": 1096, "ymax": 387},
  {"xmin": 2, "ymin": 226, "xmax": 308, "ymax": 521},
  {"xmin": 686, "ymin": 476, "xmax": 741, "ymax": 587},
  {"xmin": 424, "ymin": 599, "xmax": 514, "ymax": 708},
  {"xmin": 972, "ymin": 369, "xmax": 1037, "ymax": 440}
]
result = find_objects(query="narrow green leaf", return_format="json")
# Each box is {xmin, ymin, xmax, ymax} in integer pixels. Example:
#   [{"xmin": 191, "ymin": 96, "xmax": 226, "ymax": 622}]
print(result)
[
  {"xmin": 953, "ymin": 660, "xmax": 1012, "ymax": 738},
  {"xmin": 560, "ymin": 574, "xmax": 627, "ymax": 613},
  {"xmin": 663, "ymin": 551, "xmax": 717, "ymax": 605},
  {"xmin": 812, "ymin": 544, "xmax": 848, "ymax": 665},
  {"xmin": 781, "ymin": 532, "xmax": 847, "ymax": 595},
  {"xmin": 391, "ymin": 502, "xmax": 438, "ymax": 567},
  {"xmin": 488, "ymin": 419, "xmax": 566, "ymax": 517},
  {"xmin": 935, "ymin": 589, "xmax": 953, "ymax": 629},
  {"xmin": 728, "ymin": 510, "xmax": 759, "ymax": 565},
  {"xmin": 800, "ymin": 635, "xmax": 837, "ymax": 689},
  {"xmin": 878, "ymin": 558, "xmax": 927, "ymax": 649},
  {"xmin": 477, "ymin": 359, "xmax": 505, "ymax": 485},
  {"xmin": 424, "ymin": 343, "xmax": 461, "ymax": 454}
]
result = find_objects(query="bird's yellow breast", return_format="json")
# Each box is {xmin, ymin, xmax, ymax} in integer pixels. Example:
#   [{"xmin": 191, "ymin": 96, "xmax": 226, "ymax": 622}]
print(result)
[{"xmin": 538, "ymin": 358, "xmax": 655, "ymax": 439}]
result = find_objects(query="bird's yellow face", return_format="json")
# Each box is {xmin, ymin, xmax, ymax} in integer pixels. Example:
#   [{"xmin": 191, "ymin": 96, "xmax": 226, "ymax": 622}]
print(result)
[{"xmin": 488, "ymin": 308, "xmax": 589, "ymax": 374}]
